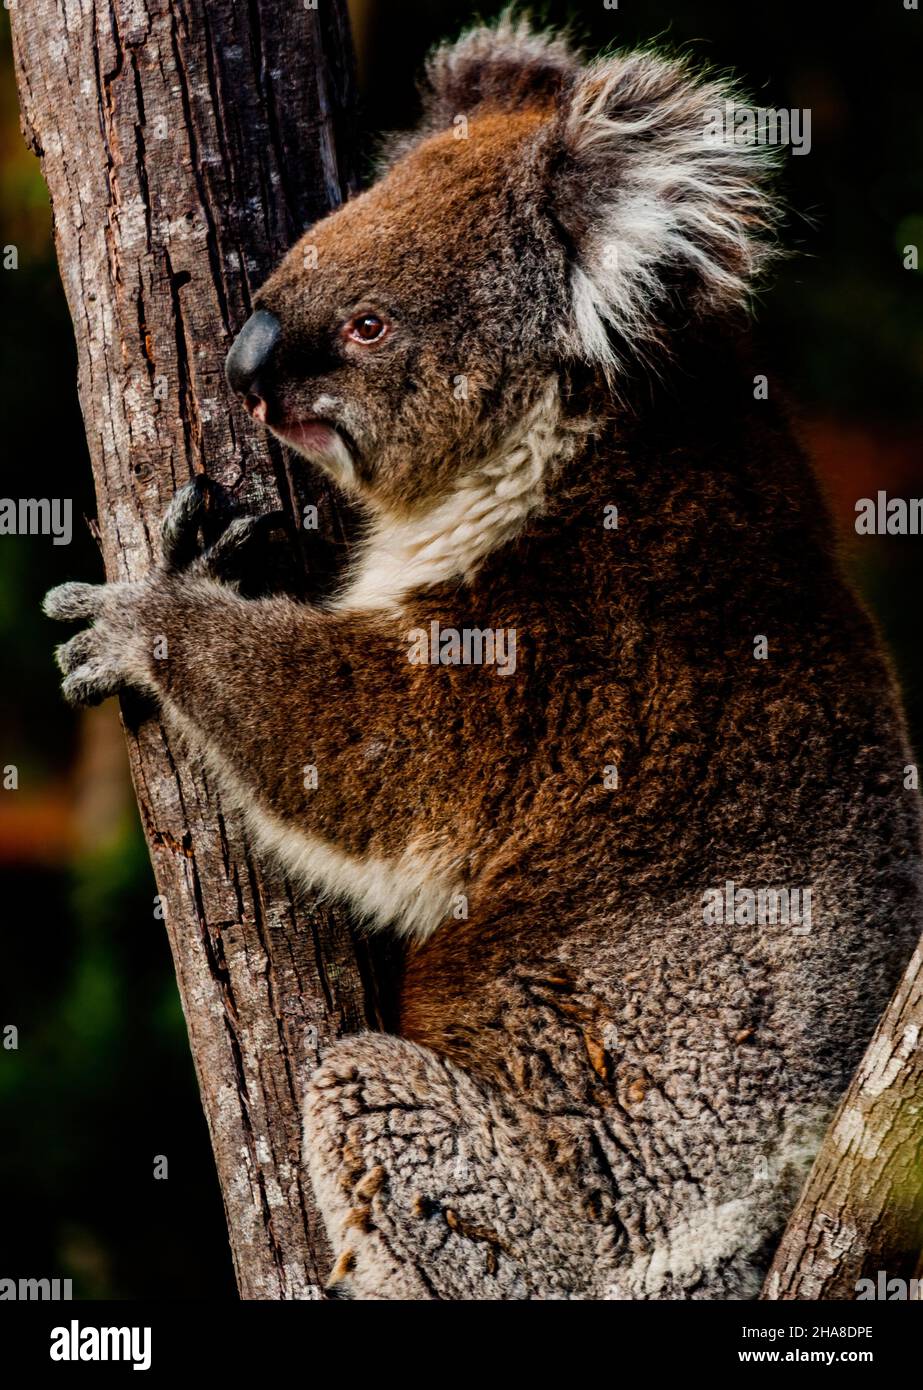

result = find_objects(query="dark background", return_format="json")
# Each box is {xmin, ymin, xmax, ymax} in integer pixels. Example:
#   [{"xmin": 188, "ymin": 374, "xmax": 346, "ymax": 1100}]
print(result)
[{"xmin": 1, "ymin": 0, "xmax": 920, "ymax": 1297}]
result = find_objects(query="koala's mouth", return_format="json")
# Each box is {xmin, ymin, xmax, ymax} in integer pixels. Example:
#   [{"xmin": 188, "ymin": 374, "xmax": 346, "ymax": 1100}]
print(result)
[
  {"xmin": 270, "ymin": 415, "xmax": 355, "ymax": 458},
  {"xmin": 272, "ymin": 417, "xmax": 339, "ymax": 450},
  {"xmin": 266, "ymin": 414, "xmax": 361, "ymax": 489}
]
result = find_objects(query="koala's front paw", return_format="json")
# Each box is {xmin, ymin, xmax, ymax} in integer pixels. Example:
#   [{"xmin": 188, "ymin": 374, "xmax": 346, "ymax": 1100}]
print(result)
[
  {"xmin": 44, "ymin": 578, "xmax": 150, "ymax": 707},
  {"xmin": 44, "ymin": 478, "xmax": 270, "ymax": 709},
  {"xmin": 161, "ymin": 476, "xmax": 278, "ymax": 590}
]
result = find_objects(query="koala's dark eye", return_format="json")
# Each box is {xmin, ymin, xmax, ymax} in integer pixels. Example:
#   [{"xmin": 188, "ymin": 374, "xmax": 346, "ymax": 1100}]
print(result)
[{"xmin": 344, "ymin": 312, "xmax": 389, "ymax": 345}]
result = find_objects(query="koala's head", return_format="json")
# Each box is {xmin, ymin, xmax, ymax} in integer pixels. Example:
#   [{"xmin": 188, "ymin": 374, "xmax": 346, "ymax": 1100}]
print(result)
[{"xmin": 226, "ymin": 17, "xmax": 779, "ymax": 516}]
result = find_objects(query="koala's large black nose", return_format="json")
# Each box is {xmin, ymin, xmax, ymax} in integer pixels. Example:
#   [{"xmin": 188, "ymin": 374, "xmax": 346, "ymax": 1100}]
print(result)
[{"xmin": 225, "ymin": 309, "xmax": 281, "ymax": 400}]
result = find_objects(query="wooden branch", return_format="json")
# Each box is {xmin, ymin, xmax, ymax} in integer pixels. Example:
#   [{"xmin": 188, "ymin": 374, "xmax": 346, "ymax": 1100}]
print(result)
[
  {"xmin": 762, "ymin": 938, "xmax": 923, "ymax": 1299},
  {"xmin": 11, "ymin": 0, "xmax": 391, "ymax": 1298}
]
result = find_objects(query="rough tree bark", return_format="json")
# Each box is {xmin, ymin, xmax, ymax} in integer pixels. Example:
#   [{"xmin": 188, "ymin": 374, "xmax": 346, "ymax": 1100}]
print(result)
[
  {"xmin": 762, "ymin": 938, "xmax": 923, "ymax": 1299},
  {"xmin": 10, "ymin": 0, "xmax": 393, "ymax": 1298}
]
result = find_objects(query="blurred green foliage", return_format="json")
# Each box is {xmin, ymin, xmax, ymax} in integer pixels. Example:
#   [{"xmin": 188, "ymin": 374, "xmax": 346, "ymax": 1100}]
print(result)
[{"xmin": 3, "ymin": 825, "xmax": 234, "ymax": 1297}]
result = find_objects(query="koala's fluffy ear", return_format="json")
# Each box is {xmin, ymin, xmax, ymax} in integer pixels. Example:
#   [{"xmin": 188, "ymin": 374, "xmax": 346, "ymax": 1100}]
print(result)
[
  {"xmin": 419, "ymin": 14, "xmax": 577, "ymax": 125},
  {"xmin": 554, "ymin": 52, "xmax": 782, "ymax": 371}
]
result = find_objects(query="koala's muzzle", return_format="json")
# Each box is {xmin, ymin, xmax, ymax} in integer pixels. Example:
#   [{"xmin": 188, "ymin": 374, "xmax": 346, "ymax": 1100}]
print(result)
[{"xmin": 225, "ymin": 309, "xmax": 281, "ymax": 422}]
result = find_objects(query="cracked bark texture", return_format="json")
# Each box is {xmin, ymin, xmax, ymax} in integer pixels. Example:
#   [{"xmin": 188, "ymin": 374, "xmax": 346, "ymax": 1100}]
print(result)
[
  {"xmin": 763, "ymin": 941, "xmax": 923, "ymax": 1300},
  {"xmin": 10, "ymin": 0, "xmax": 391, "ymax": 1298}
]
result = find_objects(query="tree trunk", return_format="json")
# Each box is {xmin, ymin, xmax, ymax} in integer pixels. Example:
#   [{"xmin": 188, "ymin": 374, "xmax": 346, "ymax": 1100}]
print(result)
[
  {"xmin": 10, "ymin": 0, "xmax": 391, "ymax": 1299},
  {"xmin": 762, "ymin": 939, "xmax": 923, "ymax": 1300}
]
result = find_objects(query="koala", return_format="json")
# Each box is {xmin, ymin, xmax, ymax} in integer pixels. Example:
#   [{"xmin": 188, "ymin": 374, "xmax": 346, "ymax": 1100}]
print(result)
[{"xmin": 46, "ymin": 18, "xmax": 921, "ymax": 1299}]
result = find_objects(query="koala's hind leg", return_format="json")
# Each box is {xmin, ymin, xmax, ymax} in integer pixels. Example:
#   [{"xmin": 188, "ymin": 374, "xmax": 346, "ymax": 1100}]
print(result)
[{"xmin": 304, "ymin": 1034, "xmax": 595, "ymax": 1300}]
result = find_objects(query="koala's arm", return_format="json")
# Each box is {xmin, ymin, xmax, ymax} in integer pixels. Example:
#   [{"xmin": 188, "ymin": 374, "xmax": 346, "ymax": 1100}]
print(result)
[{"xmin": 44, "ymin": 484, "xmax": 472, "ymax": 858}]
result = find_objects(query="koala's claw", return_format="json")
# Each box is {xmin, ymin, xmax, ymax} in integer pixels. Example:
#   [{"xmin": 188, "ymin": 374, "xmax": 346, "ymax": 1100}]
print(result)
[
  {"xmin": 196, "ymin": 514, "xmax": 265, "ymax": 582},
  {"xmin": 161, "ymin": 478, "xmax": 267, "ymax": 586},
  {"xmin": 60, "ymin": 662, "xmax": 126, "ymax": 708},
  {"xmin": 52, "ymin": 625, "xmax": 129, "ymax": 707},
  {"xmin": 55, "ymin": 629, "xmax": 97, "ymax": 674},
  {"xmin": 160, "ymin": 476, "xmax": 216, "ymax": 571},
  {"xmin": 42, "ymin": 581, "xmax": 105, "ymax": 622}
]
